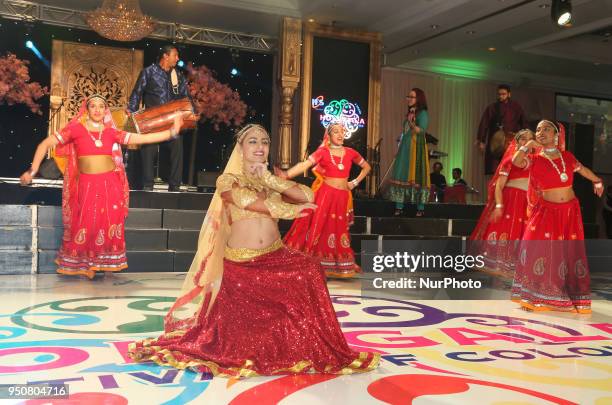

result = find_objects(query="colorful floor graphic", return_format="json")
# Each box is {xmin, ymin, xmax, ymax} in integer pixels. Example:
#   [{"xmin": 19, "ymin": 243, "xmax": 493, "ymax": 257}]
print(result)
[{"xmin": 0, "ymin": 274, "xmax": 610, "ymax": 404}]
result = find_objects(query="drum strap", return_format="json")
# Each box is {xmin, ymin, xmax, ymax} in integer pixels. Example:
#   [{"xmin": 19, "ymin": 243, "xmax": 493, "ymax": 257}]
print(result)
[{"xmin": 171, "ymin": 68, "xmax": 179, "ymax": 95}]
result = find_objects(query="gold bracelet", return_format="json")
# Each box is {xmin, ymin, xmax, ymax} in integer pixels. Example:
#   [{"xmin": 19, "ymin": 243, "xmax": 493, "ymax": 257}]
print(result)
[{"xmin": 263, "ymin": 193, "xmax": 301, "ymax": 219}]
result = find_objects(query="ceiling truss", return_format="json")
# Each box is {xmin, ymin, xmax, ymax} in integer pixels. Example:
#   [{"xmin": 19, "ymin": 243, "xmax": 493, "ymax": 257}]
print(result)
[{"xmin": 0, "ymin": 0, "xmax": 277, "ymax": 52}]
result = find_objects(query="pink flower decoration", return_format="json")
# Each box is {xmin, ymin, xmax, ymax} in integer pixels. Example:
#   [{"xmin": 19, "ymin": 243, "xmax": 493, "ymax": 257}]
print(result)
[
  {"xmin": 0, "ymin": 53, "xmax": 48, "ymax": 114},
  {"xmin": 186, "ymin": 64, "xmax": 249, "ymax": 130}
]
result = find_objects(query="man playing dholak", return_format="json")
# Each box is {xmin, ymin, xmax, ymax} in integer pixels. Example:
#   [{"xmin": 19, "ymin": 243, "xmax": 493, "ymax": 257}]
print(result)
[
  {"xmin": 477, "ymin": 84, "xmax": 528, "ymax": 175},
  {"xmin": 128, "ymin": 45, "xmax": 190, "ymax": 191}
]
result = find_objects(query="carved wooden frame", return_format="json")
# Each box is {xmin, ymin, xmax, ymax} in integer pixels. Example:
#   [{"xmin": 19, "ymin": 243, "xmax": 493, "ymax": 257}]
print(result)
[{"xmin": 299, "ymin": 23, "xmax": 382, "ymax": 195}]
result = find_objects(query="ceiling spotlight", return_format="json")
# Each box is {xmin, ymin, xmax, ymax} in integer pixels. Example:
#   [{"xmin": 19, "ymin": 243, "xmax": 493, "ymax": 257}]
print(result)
[
  {"xmin": 308, "ymin": 18, "xmax": 315, "ymax": 23},
  {"xmin": 551, "ymin": 0, "xmax": 572, "ymax": 27},
  {"xmin": 488, "ymin": 47, "xmax": 496, "ymax": 51}
]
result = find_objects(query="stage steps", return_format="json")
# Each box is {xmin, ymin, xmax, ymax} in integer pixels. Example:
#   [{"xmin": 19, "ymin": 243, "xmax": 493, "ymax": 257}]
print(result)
[
  {"xmin": 0, "ymin": 204, "xmax": 603, "ymax": 275},
  {"xmin": 1, "ymin": 182, "xmax": 481, "ymax": 218}
]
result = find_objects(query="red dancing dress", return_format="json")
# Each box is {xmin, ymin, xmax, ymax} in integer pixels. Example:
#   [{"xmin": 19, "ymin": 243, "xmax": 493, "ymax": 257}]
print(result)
[
  {"xmin": 511, "ymin": 150, "xmax": 591, "ymax": 313},
  {"xmin": 469, "ymin": 141, "xmax": 529, "ymax": 280},
  {"xmin": 53, "ymin": 106, "xmax": 131, "ymax": 279},
  {"xmin": 128, "ymin": 169, "xmax": 380, "ymax": 377},
  {"xmin": 284, "ymin": 146, "xmax": 365, "ymax": 278}
]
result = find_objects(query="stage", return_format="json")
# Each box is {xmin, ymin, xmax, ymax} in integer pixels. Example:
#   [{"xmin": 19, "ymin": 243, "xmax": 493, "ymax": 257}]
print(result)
[{"xmin": 0, "ymin": 273, "xmax": 610, "ymax": 404}]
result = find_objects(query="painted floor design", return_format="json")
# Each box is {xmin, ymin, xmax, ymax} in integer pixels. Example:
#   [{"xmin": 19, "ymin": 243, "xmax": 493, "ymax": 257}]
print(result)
[{"xmin": 0, "ymin": 273, "xmax": 610, "ymax": 405}]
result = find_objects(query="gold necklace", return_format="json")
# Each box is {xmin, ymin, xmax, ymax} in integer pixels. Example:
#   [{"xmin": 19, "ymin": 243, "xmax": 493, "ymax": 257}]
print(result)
[
  {"xmin": 86, "ymin": 120, "xmax": 103, "ymax": 148},
  {"xmin": 542, "ymin": 150, "xmax": 568, "ymax": 182},
  {"xmin": 328, "ymin": 146, "xmax": 345, "ymax": 170}
]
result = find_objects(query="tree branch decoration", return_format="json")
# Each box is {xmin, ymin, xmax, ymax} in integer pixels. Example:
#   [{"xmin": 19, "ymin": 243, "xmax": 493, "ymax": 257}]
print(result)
[
  {"xmin": 187, "ymin": 64, "xmax": 248, "ymax": 130},
  {"xmin": 0, "ymin": 53, "xmax": 48, "ymax": 114}
]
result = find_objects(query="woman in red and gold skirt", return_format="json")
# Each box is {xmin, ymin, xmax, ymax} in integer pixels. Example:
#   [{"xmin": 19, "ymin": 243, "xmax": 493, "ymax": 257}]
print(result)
[
  {"xmin": 469, "ymin": 129, "xmax": 534, "ymax": 280},
  {"xmin": 128, "ymin": 124, "xmax": 380, "ymax": 378},
  {"xmin": 20, "ymin": 95, "xmax": 183, "ymax": 279},
  {"xmin": 510, "ymin": 120, "xmax": 604, "ymax": 313},
  {"xmin": 279, "ymin": 123, "xmax": 371, "ymax": 278}
]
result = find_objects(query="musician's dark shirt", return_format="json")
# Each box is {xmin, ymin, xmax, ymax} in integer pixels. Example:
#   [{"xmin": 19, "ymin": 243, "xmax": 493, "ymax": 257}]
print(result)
[
  {"xmin": 128, "ymin": 63, "xmax": 190, "ymax": 112},
  {"xmin": 430, "ymin": 172, "xmax": 446, "ymax": 190},
  {"xmin": 476, "ymin": 99, "xmax": 528, "ymax": 143}
]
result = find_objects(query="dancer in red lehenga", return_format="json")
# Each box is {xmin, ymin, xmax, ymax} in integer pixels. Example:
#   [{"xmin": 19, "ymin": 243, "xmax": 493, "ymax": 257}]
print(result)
[
  {"xmin": 510, "ymin": 120, "xmax": 604, "ymax": 313},
  {"xmin": 20, "ymin": 95, "xmax": 183, "ymax": 279},
  {"xmin": 128, "ymin": 124, "xmax": 380, "ymax": 378},
  {"xmin": 469, "ymin": 129, "xmax": 534, "ymax": 280},
  {"xmin": 279, "ymin": 123, "xmax": 371, "ymax": 278}
]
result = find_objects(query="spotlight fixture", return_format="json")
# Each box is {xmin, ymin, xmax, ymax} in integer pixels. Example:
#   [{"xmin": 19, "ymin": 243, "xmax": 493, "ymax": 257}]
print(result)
[
  {"xmin": 177, "ymin": 60, "xmax": 185, "ymax": 68},
  {"xmin": 488, "ymin": 47, "xmax": 497, "ymax": 51},
  {"xmin": 230, "ymin": 68, "xmax": 239, "ymax": 76},
  {"xmin": 551, "ymin": 0, "xmax": 572, "ymax": 27},
  {"xmin": 24, "ymin": 40, "xmax": 50, "ymax": 68}
]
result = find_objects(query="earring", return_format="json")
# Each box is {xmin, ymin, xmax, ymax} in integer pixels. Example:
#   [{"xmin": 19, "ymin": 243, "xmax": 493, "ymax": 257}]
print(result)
[{"xmin": 554, "ymin": 136, "xmax": 559, "ymax": 146}]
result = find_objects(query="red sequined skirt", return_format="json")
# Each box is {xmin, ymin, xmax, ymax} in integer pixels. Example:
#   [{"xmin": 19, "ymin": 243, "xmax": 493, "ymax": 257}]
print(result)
[
  {"xmin": 471, "ymin": 186, "xmax": 528, "ymax": 280},
  {"xmin": 284, "ymin": 183, "xmax": 360, "ymax": 278},
  {"xmin": 128, "ymin": 245, "xmax": 379, "ymax": 378},
  {"xmin": 56, "ymin": 171, "xmax": 128, "ymax": 279},
  {"xmin": 511, "ymin": 198, "xmax": 590, "ymax": 313}
]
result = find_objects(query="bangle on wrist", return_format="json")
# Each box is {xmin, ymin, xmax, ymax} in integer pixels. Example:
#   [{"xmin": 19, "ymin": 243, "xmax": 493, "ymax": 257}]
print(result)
[
  {"xmin": 519, "ymin": 145, "xmax": 529, "ymax": 153},
  {"xmin": 495, "ymin": 203, "xmax": 503, "ymax": 209}
]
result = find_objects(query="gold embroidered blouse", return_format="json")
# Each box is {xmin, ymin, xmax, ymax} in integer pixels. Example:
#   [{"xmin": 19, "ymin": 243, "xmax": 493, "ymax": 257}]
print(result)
[{"xmin": 216, "ymin": 172, "xmax": 313, "ymax": 223}]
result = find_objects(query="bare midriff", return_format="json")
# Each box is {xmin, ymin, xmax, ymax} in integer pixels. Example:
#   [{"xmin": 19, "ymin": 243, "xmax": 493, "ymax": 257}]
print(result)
[
  {"xmin": 542, "ymin": 186, "xmax": 575, "ymax": 203},
  {"xmin": 505, "ymin": 178, "xmax": 528, "ymax": 191},
  {"xmin": 324, "ymin": 177, "xmax": 349, "ymax": 190},
  {"xmin": 78, "ymin": 155, "xmax": 115, "ymax": 174},
  {"xmin": 227, "ymin": 217, "xmax": 280, "ymax": 249}
]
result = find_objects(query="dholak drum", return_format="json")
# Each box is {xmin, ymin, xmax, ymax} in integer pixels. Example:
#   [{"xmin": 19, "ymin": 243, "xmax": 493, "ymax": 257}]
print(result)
[
  {"xmin": 130, "ymin": 98, "xmax": 197, "ymax": 135},
  {"xmin": 489, "ymin": 129, "xmax": 514, "ymax": 159},
  {"xmin": 109, "ymin": 107, "xmax": 139, "ymax": 150}
]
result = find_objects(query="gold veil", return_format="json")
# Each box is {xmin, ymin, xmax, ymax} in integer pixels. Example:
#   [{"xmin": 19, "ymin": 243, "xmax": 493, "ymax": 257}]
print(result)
[{"xmin": 163, "ymin": 124, "xmax": 265, "ymax": 332}]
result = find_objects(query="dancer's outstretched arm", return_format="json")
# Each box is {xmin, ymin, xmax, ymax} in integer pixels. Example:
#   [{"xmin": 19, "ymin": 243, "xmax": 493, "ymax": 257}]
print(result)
[
  {"xmin": 127, "ymin": 115, "xmax": 184, "ymax": 145},
  {"xmin": 279, "ymin": 160, "xmax": 314, "ymax": 179},
  {"xmin": 19, "ymin": 135, "xmax": 60, "ymax": 185},
  {"xmin": 576, "ymin": 164, "xmax": 604, "ymax": 197}
]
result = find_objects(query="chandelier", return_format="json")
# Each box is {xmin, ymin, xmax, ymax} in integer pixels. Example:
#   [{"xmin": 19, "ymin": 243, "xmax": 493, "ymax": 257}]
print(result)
[{"xmin": 86, "ymin": 0, "xmax": 156, "ymax": 42}]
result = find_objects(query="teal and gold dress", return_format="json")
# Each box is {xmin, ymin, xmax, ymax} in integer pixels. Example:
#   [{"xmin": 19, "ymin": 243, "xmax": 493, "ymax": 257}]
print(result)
[{"xmin": 388, "ymin": 109, "xmax": 430, "ymax": 211}]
